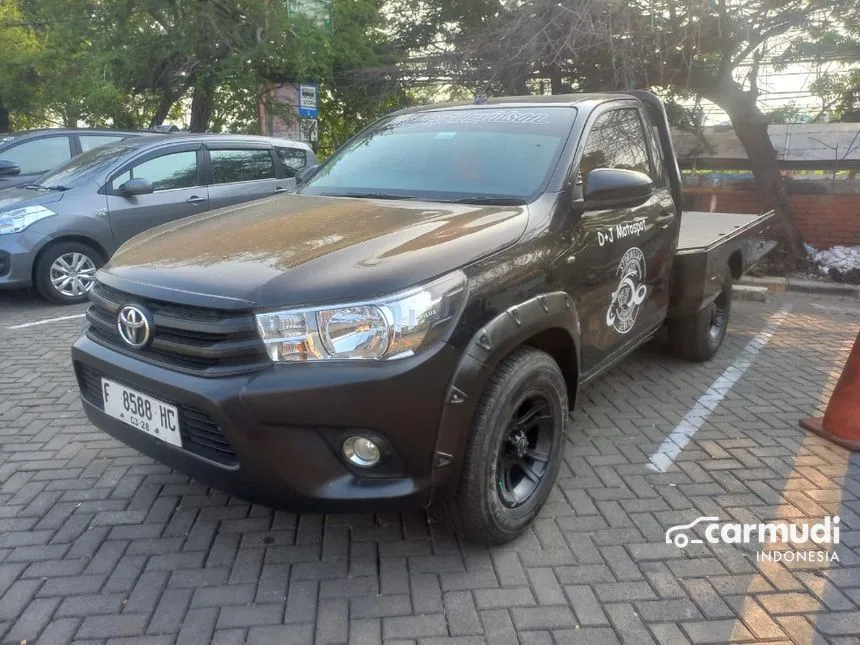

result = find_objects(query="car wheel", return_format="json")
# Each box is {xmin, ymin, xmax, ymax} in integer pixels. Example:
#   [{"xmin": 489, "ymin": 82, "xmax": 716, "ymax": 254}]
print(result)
[
  {"xmin": 447, "ymin": 346, "xmax": 567, "ymax": 545},
  {"xmin": 35, "ymin": 242, "xmax": 103, "ymax": 304},
  {"xmin": 668, "ymin": 265, "xmax": 732, "ymax": 362}
]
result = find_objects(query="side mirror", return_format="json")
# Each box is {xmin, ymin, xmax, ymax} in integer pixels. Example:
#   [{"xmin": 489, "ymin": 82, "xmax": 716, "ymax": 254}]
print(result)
[
  {"xmin": 295, "ymin": 164, "xmax": 320, "ymax": 185},
  {"xmin": 0, "ymin": 160, "xmax": 21, "ymax": 177},
  {"xmin": 120, "ymin": 177, "xmax": 154, "ymax": 196},
  {"xmin": 583, "ymin": 168, "xmax": 653, "ymax": 209}
]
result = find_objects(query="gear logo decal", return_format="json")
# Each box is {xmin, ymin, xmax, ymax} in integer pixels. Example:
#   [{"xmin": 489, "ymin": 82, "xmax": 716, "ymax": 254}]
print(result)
[{"xmin": 606, "ymin": 247, "xmax": 647, "ymax": 334}]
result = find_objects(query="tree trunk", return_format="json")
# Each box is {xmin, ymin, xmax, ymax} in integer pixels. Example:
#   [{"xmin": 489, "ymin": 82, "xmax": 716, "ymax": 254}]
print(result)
[
  {"xmin": 189, "ymin": 73, "xmax": 216, "ymax": 132},
  {"xmin": 149, "ymin": 90, "xmax": 178, "ymax": 128},
  {"xmin": 0, "ymin": 106, "xmax": 9, "ymax": 132},
  {"xmin": 705, "ymin": 83, "xmax": 805, "ymax": 263}
]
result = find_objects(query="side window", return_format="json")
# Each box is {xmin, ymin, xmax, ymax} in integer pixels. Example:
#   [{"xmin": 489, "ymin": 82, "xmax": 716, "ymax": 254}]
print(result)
[
  {"xmin": 111, "ymin": 150, "xmax": 199, "ymax": 192},
  {"xmin": 275, "ymin": 147, "xmax": 307, "ymax": 178},
  {"xmin": 209, "ymin": 149, "xmax": 276, "ymax": 184},
  {"xmin": 1, "ymin": 136, "xmax": 72, "ymax": 174},
  {"xmin": 80, "ymin": 135, "xmax": 127, "ymax": 152},
  {"xmin": 579, "ymin": 109, "xmax": 651, "ymax": 178}
]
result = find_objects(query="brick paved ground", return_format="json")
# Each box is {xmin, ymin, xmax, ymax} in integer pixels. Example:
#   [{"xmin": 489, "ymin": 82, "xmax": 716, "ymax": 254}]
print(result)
[{"xmin": 0, "ymin": 291, "xmax": 858, "ymax": 645}]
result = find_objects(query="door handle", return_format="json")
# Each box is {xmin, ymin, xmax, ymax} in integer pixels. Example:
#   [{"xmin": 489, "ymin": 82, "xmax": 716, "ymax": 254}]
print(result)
[
  {"xmin": 186, "ymin": 195, "xmax": 206, "ymax": 205},
  {"xmin": 273, "ymin": 187, "xmax": 290, "ymax": 194},
  {"xmin": 656, "ymin": 214, "xmax": 674, "ymax": 229}
]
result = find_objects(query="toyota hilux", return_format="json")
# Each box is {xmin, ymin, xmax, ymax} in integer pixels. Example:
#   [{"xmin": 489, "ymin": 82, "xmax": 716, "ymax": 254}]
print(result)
[{"xmin": 72, "ymin": 92, "xmax": 777, "ymax": 544}]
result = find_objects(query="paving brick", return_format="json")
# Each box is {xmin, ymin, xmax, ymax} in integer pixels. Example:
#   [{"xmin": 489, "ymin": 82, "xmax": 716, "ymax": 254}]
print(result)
[
  {"xmin": 76, "ymin": 614, "xmax": 149, "ymax": 639},
  {"xmin": 510, "ymin": 606, "xmax": 578, "ymax": 630},
  {"xmin": 315, "ymin": 598, "xmax": 348, "ymax": 644},
  {"xmin": 216, "ymin": 603, "xmax": 284, "ymax": 629},
  {"xmin": 382, "ymin": 614, "xmax": 447, "ymax": 639},
  {"xmin": 247, "ymin": 623, "xmax": 313, "ymax": 645},
  {"xmin": 553, "ymin": 627, "xmax": 621, "ymax": 645},
  {"xmin": 564, "ymin": 585, "xmax": 608, "ymax": 626},
  {"xmin": 5, "ymin": 596, "xmax": 62, "ymax": 642},
  {"xmin": 681, "ymin": 620, "xmax": 756, "ymax": 644},
  {"xmin": 606, "ymin": 603, "xmax": 656, "ymax": 645},
  {"xmin": 444, "ymin": 590, "xmax": 482, "ymax": 635}
]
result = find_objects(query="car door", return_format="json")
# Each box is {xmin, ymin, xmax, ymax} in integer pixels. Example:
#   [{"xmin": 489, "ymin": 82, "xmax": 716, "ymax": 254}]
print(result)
[
  {"xmin": 0, "ymin": 135, "xmax": 73, "ymax": 190},
  {"xmin": 204, "ymin": 143, "xmax": 287, "ymax": 210},
  {"xmin": 105, "ymin": 144, "xmax": 209, "ymax": 244},
  {"xmin": 567, "ymin": 104, "xmax": 670, "ymax": 375}
]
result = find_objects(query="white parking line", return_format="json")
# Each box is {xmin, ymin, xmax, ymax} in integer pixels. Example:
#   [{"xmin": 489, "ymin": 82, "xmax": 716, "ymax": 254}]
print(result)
[
  {"xmin": 7, "ymin": 313, "xmax": 87, "ymax": 330},
  {"xmin": 647, "ymin": 306, "xmax": 792, "ymax": 473}
]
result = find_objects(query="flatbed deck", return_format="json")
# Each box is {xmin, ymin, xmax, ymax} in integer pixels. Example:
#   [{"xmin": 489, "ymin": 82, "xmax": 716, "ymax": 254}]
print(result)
[{"xmin": 677, "ymin": 211, "xmax": 772, "ymax": 252}]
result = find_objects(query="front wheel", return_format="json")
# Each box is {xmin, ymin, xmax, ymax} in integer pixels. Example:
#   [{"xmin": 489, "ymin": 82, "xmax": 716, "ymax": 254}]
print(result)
[
  {"xmin": 35, "ymin": 242, "xmax": 103, "ymax": 304},
  {"xmin": 668, "ymin": 265, "xmax": 732, "ymax": 362},
  {"xmin": 447, "ymin": 347, "xmax": 567, "ymax": 545}
]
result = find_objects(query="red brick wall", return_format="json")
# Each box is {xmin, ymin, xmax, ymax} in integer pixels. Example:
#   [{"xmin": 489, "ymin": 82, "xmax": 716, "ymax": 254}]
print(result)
[{"xmin": 683, "ymin": 188, "xmax": 860, "ymax": 249}]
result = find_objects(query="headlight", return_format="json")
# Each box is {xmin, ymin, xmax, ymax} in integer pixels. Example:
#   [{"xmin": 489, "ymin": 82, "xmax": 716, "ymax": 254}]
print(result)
[
  {"xmin": 0, "ymin": 205, "xmax": 57, "ymax": 235},
  {"xmin": 255, "ymin": 271, "xmax": 467, "ymax": 362}
]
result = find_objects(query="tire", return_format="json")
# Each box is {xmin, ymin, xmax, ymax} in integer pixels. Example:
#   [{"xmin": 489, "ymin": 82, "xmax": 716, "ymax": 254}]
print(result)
[
  {"xmin": 34, "ymin": 241, "xmax": 103, "ymax": 304},
  {"xmin": 446, "ymin": 346, "xmax": 568, "ymax": 545},
  {"xmin": 668, "ymin": 265, "xmax": 732, "ymax": 362}
]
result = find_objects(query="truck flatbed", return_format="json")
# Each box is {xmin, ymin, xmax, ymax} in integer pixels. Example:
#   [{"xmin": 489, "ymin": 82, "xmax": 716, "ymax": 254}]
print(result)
[
  {"xmin": 677, "ymin": 211, "xmax": 773, "ymax": 252},
  {"xmin": 670, "ymin": 209, "xmax": 779, "ymax": 317}
]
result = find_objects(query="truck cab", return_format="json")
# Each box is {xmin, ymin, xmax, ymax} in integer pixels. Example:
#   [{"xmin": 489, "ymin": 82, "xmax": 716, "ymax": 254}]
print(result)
[{"xmin": 71, "ymin": 92, "xmax": 776, "ymax": 544}]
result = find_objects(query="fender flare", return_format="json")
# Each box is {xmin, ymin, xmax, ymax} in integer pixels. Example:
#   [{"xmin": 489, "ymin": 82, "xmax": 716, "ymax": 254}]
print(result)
[{"xmin": 429, "ymin": 291, "xmax": 581, "ymax": 501}]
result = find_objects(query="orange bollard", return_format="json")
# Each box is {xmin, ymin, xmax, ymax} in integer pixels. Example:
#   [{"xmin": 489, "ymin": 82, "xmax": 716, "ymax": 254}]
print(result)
[{"xmin": 800, "ymin": 328, "xmax": 860, "ymax": 451}]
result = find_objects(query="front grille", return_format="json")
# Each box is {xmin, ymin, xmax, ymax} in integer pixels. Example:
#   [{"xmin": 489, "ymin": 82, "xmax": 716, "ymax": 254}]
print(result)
[
  {"xmin": 76, "ymin": 363, "xmax": 238, "ymax": 466},
  {"xmin": 0, "ymin": 251, "xmax": 9, "ymax": 277},
  {"xmin": 86, "ymin": 282, "xmax": 269, "ymax": 377}
]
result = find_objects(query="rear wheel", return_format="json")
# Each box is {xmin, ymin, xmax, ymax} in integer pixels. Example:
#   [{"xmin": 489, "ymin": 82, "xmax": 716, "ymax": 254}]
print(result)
[
  {"xmin": 447, "ymin": 347, "xmax": 567, "ymax": 545},
  {"xmin": 35, "ymin": 241, "xmax": 103, "ymax": 304},
  {"xmin": 668, "ymin": 265, "xmax": 732, "ymax": 361}
]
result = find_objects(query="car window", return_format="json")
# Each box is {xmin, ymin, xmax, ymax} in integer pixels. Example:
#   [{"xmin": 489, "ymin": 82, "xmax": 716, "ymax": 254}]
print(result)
[
  {"xmin": 113, "ymin": 150, "xmax": 199, "ymax": 192},
  {"xmin": 580, "ymin": 109, "xmax": 651, "ymax": 177},
  {"xmin": 209, "ymin": 148, "xmax": 275, "ymax": 184},
  {"xmin": 80, "ymin": 135, "xmax": 128, "ymax": 152},
  {"xmin": 275, "ymin": 147, "xmax": 307, "ymax": 178},
  {"xmin": 1, "ymin": 136, "xmax": 72, "ymax": 174}
]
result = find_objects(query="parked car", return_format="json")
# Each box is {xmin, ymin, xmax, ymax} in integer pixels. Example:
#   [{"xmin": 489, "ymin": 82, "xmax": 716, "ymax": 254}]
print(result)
[
  {"xmin": 71, "ymin": 92, "xmax": 777, "ymax": 544},
  {"xmin": 0, "ymin": 128, "xmax": 143, "ymax": 191},
  {"xmin": 0, "ymin": 134, "xmax": 315, "ymax": 303}
]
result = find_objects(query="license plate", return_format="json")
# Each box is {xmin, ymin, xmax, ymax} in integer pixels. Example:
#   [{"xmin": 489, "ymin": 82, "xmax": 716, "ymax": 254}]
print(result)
[{"xmin": 101, "ymin": 378, "xmax": 182, "ymax": 448}]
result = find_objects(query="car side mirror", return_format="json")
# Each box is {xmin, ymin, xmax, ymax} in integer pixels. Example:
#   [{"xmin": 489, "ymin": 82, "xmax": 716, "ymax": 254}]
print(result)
[
  {"xmin": 0, "ymin": 160, "xmax": 21, "ymax": 177},
  {"xmin": 295, "ymin": 164, "xmax": 320, "ymax": 185},
  {"xmin": 120, "ymin": 178, "xmax": 154, "ymax": 196},
  {"xmin": 583, "ymin": 168, "xmax": 653, "ymax": 209}
]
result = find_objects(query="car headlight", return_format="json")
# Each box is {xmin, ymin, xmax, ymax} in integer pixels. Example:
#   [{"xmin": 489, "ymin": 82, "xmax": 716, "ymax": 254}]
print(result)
[
  {"xmin": 0, "ymin": 205, "xmax": 57, "ymax": 235},
  {"xmin": 255, "ymin": 271, "xmax": 467, "ymax": 362}
]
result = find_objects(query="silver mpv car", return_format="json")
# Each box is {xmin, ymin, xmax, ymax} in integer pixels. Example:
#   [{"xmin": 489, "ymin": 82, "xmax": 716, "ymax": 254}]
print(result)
[{"xmin": 0, "ymin": 134, "xmax": 315, "ymax": 303}]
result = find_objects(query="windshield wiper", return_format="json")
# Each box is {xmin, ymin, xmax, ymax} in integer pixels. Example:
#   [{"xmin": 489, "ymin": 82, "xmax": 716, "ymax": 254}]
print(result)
[
  {"xmin": 448, "ymin": 196, "xmax": 527, "ymax": 205},
  {"xmin": 23, "ymin": 183, "xmax": 68, "ymax": 191},
  {"xmin": 322, "ymin": 191, "xmax": 416, "ymax": 200}
]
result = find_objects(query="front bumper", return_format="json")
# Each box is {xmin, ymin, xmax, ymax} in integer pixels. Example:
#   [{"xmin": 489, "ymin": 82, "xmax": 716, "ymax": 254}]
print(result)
[
  {"xmin": 71, "ymin": 333, "xmax": 461, "ymax": 512},
  {"xmin": 0, "ymin": 230, "xmax": 46, "ymax": 289}
]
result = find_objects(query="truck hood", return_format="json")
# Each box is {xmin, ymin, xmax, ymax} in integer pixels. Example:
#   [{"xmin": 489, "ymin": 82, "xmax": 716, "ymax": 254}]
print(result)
[{"xmin": 101, "ymin": 194, "xmax": 528, "ymax": 308}]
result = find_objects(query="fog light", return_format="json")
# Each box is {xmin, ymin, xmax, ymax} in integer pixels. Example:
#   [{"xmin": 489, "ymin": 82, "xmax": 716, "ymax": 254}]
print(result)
[{"xmin": 342, "ymin": 436, "xmax": 381, "ymax": 467}]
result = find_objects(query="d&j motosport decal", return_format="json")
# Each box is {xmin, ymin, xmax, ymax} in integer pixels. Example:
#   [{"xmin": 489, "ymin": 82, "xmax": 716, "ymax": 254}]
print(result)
[{"xmin": 606, "ymin": 247, "xmax": 647, "ymax": 334}]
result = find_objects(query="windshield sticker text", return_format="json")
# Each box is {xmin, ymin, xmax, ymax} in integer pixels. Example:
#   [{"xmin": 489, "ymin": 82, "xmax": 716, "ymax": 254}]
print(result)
[
  {"xmin": 598, "ymin": 218, "xmax": 646, "ymax": 247},
  {"xmin": 394, "ymin": 110, "xmax": 552, "ymax": 127}
]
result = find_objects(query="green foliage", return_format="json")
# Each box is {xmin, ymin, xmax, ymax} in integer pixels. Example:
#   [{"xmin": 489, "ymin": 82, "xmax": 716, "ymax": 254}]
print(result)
[{"xmin": 0, "ymin": 0, "xmax": 406, "ymax": 135}]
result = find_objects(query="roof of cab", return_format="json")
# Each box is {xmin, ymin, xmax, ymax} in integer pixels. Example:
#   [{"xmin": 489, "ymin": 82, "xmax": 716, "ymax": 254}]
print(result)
[{"xmin": 391, "ymin": 93, "xmax": 630, "ymax": 116}]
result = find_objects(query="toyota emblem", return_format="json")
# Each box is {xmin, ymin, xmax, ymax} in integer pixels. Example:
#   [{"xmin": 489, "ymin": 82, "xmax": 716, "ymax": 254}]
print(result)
[{"xmin": 117, "ymin": 305, "xmax": 152, "ymax": 349}]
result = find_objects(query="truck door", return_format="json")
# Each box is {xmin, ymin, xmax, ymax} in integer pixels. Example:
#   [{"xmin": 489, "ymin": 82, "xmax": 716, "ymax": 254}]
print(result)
[{"xmin": 570, "ymin": 105, "xmax": 673, "ymax": 375}]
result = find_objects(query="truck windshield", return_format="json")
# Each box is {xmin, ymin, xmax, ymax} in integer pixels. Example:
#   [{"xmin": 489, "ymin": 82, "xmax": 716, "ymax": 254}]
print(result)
[{"xmin": 300, "ymin": 107, "xmax": 576, "ymax": 203}]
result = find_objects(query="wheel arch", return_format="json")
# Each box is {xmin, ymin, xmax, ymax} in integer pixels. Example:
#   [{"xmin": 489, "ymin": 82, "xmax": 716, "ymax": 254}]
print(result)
[
  {"xmin": 32, "ymin": 235, "xmax": 108, "ymax": 283},
  {"xmin": 728, "ymin": 249, "xmax": 743, "ymax": 281},
  {"xmin": 429, "ymin": 292, "xmax": 580, "ymax": 502}
]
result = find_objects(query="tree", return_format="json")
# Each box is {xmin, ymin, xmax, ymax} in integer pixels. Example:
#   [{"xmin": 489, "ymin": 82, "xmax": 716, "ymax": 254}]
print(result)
[{"xmin": 457, "ymin": 0, "xmax": 857, "ymax": 261}]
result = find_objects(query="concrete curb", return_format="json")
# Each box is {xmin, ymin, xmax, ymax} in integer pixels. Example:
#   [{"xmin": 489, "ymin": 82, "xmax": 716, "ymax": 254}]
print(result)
[
  {"xmin": 734, "ymin": 285, "xmax": 769, "ymax": 302},
  {"xmin": 739, "ymin": 276, "xmax": 860, "ymax": 297}
]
